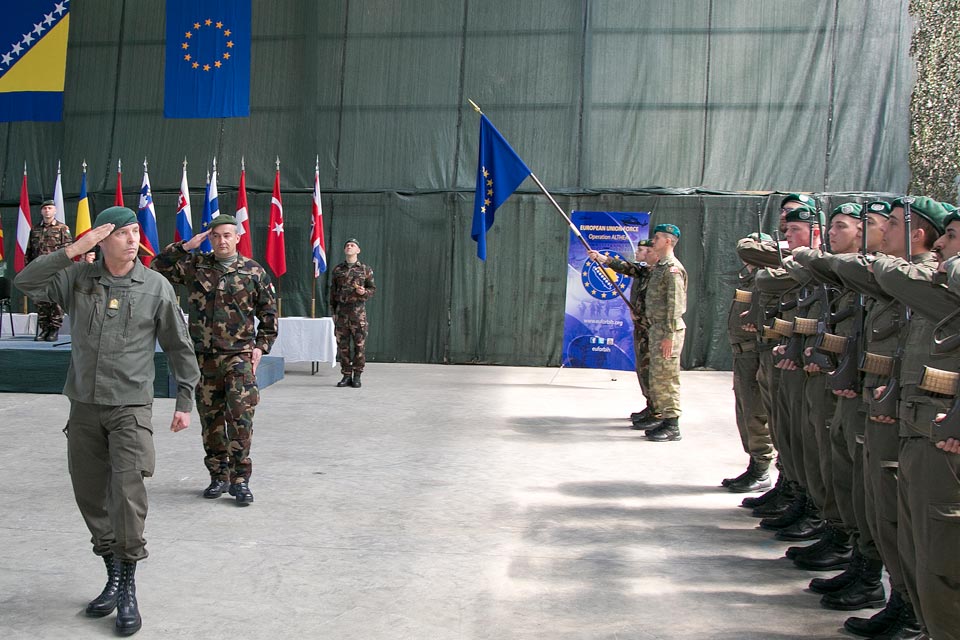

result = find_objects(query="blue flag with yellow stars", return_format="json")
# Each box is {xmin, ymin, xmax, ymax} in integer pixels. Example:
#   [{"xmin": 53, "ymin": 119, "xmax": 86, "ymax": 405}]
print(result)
[
  {"xmin": 0, "ymin": 1, "xmax": 71, "ymax": 122},
  {"xmin": 164, "ymin": 0, "xmax": 250, "ymax": 119},
  {"xmin": 472, "ymin": 114, "xmax": 532, "ymax": 260}
]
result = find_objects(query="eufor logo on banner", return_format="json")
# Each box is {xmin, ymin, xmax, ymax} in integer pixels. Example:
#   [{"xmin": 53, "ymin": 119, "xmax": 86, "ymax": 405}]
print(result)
[{"xmin": 562, "ymin": 210, "xmax": 650, "ymax": 371}]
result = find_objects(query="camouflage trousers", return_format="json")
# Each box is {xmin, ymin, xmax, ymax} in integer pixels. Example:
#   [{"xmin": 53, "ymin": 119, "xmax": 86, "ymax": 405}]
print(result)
[
  {"xmin": 36, "ymin": 301, "xmax": 64, "ymax": 332},
  {"xmin": 334, "ymin": 307, "xmax": 368, "ymax": 375},
  {"xmin": 648, "ymin": 325, "xmax": 684, "ymax": 419},
  {"xmin": 633, "ymin": 325, "xmax": 653, "ymax": 411},
  {"xmin": 196, "ymin": 353, "xmax": 260, "ymax": 483}
]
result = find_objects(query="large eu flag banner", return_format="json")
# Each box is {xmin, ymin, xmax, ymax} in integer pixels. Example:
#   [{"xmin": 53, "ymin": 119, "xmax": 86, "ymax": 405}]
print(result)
[
  {"xmin": 164, "ymin": 0, "xmax": 251, "ymax": 119},
  {"xmin": 0, "ymin": 2, "xmax": 70, "ymax": 122}
]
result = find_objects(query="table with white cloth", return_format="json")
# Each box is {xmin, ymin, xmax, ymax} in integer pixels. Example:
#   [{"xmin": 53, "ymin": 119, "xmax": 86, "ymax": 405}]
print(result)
[
  {"xmin": 0, "ymin": 313, "xmax": 72, "ymax": 338},
  {"xmin": 270, "ymin": 317, "xmax": 338, "ymax": 373}
]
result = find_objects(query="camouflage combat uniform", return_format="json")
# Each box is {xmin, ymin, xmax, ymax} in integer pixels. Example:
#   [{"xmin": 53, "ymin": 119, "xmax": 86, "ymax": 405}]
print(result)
[
  {"xmin": 152, "ymin": 244, "xmax": 278, "ymax": 484},
  {"xmin": 645, "ymin": 253, "xmax": 687, "ymax": 419},
  {"xmin": 26, "ymin": 219, "xmax": 73, "ymax": 334},
  {"xmin": 604, "ymin": 256, "xmax": 652, "ymax": 412},
  {"xmin": 330, "ymin": 260, "xmax": 376, "ymax": 376}
]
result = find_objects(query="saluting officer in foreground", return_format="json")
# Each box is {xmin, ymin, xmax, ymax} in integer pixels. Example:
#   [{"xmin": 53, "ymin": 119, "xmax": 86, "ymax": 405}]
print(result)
[{"xmin": 15, "ymin": 206, "xmax": 201, "ymax": 636}]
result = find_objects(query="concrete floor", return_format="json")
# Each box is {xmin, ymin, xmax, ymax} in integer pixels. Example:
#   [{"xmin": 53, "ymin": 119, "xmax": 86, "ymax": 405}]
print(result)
[{"xmin": 0, "ymin": 364, "xmax": 865, "ymax": 639}]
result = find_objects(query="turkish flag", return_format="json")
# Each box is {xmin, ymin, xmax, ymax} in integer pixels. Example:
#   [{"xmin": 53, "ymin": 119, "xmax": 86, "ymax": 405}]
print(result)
[{"xmin": 265, "ymin": 169, "xmax": 286, "ymax": 277}]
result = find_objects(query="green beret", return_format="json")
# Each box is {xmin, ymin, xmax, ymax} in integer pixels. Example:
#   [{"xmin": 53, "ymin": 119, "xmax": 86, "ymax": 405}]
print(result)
[
  {"xmin": 344, "ymin": 238, "xmax": 360, "ymax": 248},
  {"xmin": 830, "ymin": 202, "xmax": 863, "ymax": 220},
  {"xmin": 945, "ymin": 212, "xmax": 960, "ymax": 228},
  {"xmin": 93, "ymin": 206, "xmax": 138, "ymax": 229},
  {"xmin": 781, "ymin": 193, "xmax": 816, "ymax": 209},
  {"xmin": 653, "ymin": 223, "xmax": 680, "ymax": 239},
  {"xmin": 637, "ymin": 239, "xmax": 654, "ymax": 247},
  {"xmin": 865, "ymin": 201, "xmax": 891, "ymax": 218},
  {"xmin": 942, "ymin": 202, "xmax": 958, "ymax": 214},
  {"xmin": 783, "ymin": 204, "xmax": 824, "ymax": 225},
  {"xmin": 209, "ymin": 215, "xmax": 239, "ymax": 229},
  {"xmin": 41, "ymin": 199, "xmax": 56, "ymax": 207},
  {"xmin": 893, "ymin": 196, "xmax": 949, "ymax": 234}
]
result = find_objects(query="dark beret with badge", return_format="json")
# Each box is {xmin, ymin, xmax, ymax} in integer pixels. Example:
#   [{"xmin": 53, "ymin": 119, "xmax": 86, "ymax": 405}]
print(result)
[
  {"xmin": 653, "ymin": 223, "xmax": 680, "ymax": 239},
  {"xmin": 892, "ymin": 196, "xmax": 950, "ymax": 234},
  {"xmin": 865, "ymin": 201, "xmax": 892, "ymax": 218},
  {"xmin": 344, "ymin": 238, "xmax": 360, "ymax": 248},
  {"xmin": 781, "ymin": 193, "xmax": 816, "ymax": 209},
  {"xmin": 93, "ymin": 206, "xmax": 138, "ymax": 229},
  {"xmin": 830, "ymin": 202, "xmax": 863, "ymax": 220},
  {"xmin": 41, "ymin": 199, "xmax": 56, "ymax": 207},
  {"xmin": 209, "ymin": 215, "xmax": 239, "ymax": 229},
  {"xmin": 782, "ymin": 204, "xmax": 824, "ymax": 226},
  {"xmin": 638, "ymin": 239, "xmax": 654, "ymax": 247}
]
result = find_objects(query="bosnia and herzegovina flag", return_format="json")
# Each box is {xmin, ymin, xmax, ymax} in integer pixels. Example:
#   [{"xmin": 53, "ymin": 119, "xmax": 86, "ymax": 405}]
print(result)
[{"xmin": 0, "ymin": 2, "xmax": 70, "ymax": 122}]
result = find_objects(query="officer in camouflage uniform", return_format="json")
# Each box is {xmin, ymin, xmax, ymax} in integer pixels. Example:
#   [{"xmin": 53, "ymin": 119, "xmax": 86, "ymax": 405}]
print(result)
[
  {"xmin": 152, "ymin": 215, "xmax": 278, "ymax": 506},
  {"xmin": 330, "ymin": 238, "xmax": 376, "ymax": 388},
  {"xmin": 26, "ymin": 198, "xmax": 72, "ymax": 341},
  {"xmin": 588, "ymin": 239, "xmax": 655, "ymax": 425},
  {"xmin": 16, "ymin": 206, "xmax": 200, "ymax": 635},
  {"xmin": 637, "ymin": 223, "xmax": 687, "ymax": 442}
]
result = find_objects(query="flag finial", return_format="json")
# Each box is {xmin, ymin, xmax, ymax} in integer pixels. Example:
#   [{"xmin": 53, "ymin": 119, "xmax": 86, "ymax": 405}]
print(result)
[
  {"xmin": 212, "ymin": 156, "xmax": 217, "ymax": 172},
  {"xmin": 183, "ymin": 156, "xmax": 188, "ymax": 170},
  {"xmin": 57, "ymin": 159, "xmax": 61, "ymax": 173},
  {"xmin": 315, "ymin": 155, "xmax": 319, "ymax": 173},
  {"xmin": 82, "ymin": 159, "xmax": 87, "ymax": 172},
  {"xmin": 143, "ymin": 157, "xmax": 148, "ymax": 171},
  {"xmin": 241, "ymin": 155, "xmax": 245, "ymax": 171},
  {"xmin": 23, "ymin": 161, "xmax": 27, "ymax": 175},
  {"xmin": 276, "ymin": 156, "xmax": 280, "ymax": 171},
  {"xmin": 118, "ymin": 158, "xmax": 122, "ymax": 172},
  {"xmin": 468, "ymin": 99, "xmax": 483, "ymax": 114}
]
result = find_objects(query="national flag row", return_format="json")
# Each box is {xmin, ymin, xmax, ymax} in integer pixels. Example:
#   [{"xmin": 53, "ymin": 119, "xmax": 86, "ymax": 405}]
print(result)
[{"xmin": 0, "ymin": 159, "xmax": 328, "ymax": 280}]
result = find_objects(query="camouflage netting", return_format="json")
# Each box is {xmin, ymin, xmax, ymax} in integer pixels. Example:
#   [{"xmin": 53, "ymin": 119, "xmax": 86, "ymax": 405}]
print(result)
[{"xmin": 909, "ymin": 0, "xmax": 960, "ymax": 201}]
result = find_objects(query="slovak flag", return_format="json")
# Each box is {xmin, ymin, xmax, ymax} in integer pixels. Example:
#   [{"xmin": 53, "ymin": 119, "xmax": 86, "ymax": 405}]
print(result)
[
  {"xmin": 15, "ymin": 165, "xmax": 31, "ymax": 272},
  {"xmin": 311, "ymin": 161, "xmax": 327, "ymax": 276},
  {"xmin": 175, "ymin": 160, "xmax": 193, "ymax": 243},
  {"xmin": 235, "ymin": 162, "xmax": 253, "ymax": 258},
  {"xmin": 136, "ymin": 160, "xmax": 160, "ymax": 266},
  {"xmin": 265, "ymin": 165, "xmax": 286, "ymax": 278}
]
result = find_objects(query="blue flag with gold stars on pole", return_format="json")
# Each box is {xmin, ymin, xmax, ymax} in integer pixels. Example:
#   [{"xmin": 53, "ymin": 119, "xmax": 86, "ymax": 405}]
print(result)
[
  {"xmin": 472, "ymin": 114, "xmax": 532, "ymax": 260},
  {"xmin": 164, "ymin": 0, "xmax": 250, "ymax": 119}
]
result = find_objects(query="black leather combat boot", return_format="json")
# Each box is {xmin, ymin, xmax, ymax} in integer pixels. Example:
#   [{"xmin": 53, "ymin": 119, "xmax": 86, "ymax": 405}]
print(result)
[
  {"xmin": 115, "ymin": 560, "xmax": 141, "ymax": 636},
  {"xmin": 85, "ymin": 554, "xmax": 121, "ymax": 617},
  {"xmin": 229, "ymin": 479, "xmax": 254, "ymax": 505},
  {"xmin": 336, "ymin": 374, "xmax": 353, "ymax": 387},
  {"xmin": 728, "ymin": 459, "xmax": 772, "ymax": 493},
  {"xmin": 352, "ymin": 371, "xmax": 362, "ymax": 388},
  {"xmin": 792, "ymin": 527, "xmax": 853, "ymax": 570},
  {"xmin": 844, "ymin": 589, "xmax": 906, "ymax": 637},
  {"xmin": 202, "ymin": 478, "xmax": 229, "ymax": 499},
  {"xmin": 820, "ymin": 556, "xmax": 885, "ymax": 610}
]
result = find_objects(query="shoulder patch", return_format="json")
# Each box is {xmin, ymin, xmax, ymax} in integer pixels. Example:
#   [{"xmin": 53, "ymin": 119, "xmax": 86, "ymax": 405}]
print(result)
[{"xmin": 669, "ymin": 266, "xmax": 680, "ymax": 274}]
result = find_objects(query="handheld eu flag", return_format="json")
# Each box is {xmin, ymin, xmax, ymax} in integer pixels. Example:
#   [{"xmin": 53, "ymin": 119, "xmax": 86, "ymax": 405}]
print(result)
[
  {"xmin": 164, "ymin": 0, "xmax": 251, "ymax": 119},
  {"xmin": 472, "ymin": 114, "xmax": 532, "ymax": 260}
]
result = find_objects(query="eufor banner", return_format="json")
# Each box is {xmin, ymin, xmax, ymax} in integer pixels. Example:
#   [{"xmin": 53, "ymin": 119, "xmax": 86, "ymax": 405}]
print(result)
[{"xmin": 562, "ymin": 210, "xmax": 650, "ymax": 371}]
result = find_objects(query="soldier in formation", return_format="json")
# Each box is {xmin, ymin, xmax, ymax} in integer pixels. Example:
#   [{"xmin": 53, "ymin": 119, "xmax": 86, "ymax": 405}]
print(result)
[{"xmin": 733, "ymin": 194, "xmax": 960, "ymax": 640}]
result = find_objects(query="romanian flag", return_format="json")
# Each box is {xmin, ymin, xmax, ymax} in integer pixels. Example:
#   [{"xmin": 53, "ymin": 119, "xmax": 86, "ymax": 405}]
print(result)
[
  {"xmin": 0, "ymin": 2, "xmax": 70, "ymax": 122},
  {"xmin": 75, "ymin": 163, "xmax": 91, "ymax": 240}
]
